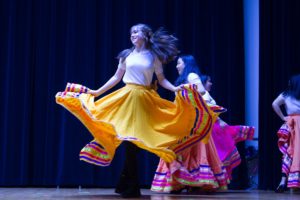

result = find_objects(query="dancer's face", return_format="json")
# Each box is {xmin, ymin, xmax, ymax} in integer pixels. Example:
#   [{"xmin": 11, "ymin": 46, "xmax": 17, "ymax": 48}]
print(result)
[
  {"xmin": 130, "ymin": 26, "xmax": 145, "ymax": 47},
  {"xmin": 204, "ymin": 78, "xmax": 213, "ymax": 92},
  {"xmin": 176, "ymin": 58, "xmax": 185, "ymax": 75}
]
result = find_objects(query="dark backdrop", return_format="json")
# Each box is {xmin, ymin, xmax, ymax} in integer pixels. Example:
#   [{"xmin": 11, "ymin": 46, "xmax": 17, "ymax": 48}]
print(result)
[
  {"xmin": 259, "ymin": 0, "xmax": 300, "ymax": 190},
  {"xmin": 0, "ymin": 0, "xmax": 246, "ymax": 187}
]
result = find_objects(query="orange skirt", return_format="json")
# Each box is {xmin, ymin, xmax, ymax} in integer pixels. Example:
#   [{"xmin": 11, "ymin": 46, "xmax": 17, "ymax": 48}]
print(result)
[{"xmin": 56, "ymin": 83, "xmax": 218, "ymax": 166}]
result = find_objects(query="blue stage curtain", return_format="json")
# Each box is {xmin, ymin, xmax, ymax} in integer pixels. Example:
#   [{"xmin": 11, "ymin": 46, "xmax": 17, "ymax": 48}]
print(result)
[
  {"xmin": 259, "ymin": 0, "xmax": 300, "ymax": 190},
  {"xmin": 0, "ymin": 0, "xmax": 245, "ymax": 187}
]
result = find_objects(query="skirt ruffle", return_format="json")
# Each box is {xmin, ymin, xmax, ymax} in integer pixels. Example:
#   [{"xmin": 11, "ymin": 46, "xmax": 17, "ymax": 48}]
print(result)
[
  {"xmin": 212, "ymin": 119, "xmax": 255, "ymax": 178},
  {"xmin": 56, "ymin": 83, "xmax": 218, "ymax": 165},
  {"xmin": 151, "ymin": 137, "xmax": 230, "ymax": 192},
  {"xmin": 151, "ymin": 111, "xmax": 254, "ymax": 192},
  {"xmin": 277, "ymin": 116, "xmax": 300, "ymax": 188}
]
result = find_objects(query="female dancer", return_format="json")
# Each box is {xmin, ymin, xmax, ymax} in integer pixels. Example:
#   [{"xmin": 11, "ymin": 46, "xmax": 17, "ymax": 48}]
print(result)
[
  {"xmin": 151, "ymin": 55, "xmax": 229, "ymax": 193},
  {"xmin": 201, "ymin": 75, "xmax": 254, "ymax": 180},
  {"xmin": 151, "ymin": 56, "xmax": 254, "ymax": 193},
  {"xmin": 56, "ymin": 25, "xmax": 216, "ymax": 198},
  {"xmin": 273, "ymin": 74, "xmax": 300, "ymax": 192}
]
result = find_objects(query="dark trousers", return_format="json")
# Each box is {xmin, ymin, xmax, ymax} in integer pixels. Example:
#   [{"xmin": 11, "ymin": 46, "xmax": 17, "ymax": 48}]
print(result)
[{"xmin": 116, "ymin": 141, "xmax": 140, "ymax": 191}]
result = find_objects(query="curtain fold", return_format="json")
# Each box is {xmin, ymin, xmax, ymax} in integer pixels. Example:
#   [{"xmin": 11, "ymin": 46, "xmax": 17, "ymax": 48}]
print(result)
[
  {"xmin": 259, "ymin": 0, "xmax": 300, "ymax": 190},
  {"xmin": 0, "ymin": 0, "xmax": 246, "ymax": 187}
]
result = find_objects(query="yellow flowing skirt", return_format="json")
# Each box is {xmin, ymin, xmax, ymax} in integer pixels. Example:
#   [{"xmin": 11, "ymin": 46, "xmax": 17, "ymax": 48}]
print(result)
[{"xmin": 55, "ymin": 83, "xmax": 218, "ymax": 166}]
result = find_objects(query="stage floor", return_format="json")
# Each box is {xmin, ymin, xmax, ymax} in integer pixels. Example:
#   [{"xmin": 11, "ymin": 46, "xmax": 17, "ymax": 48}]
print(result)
[{"xmin": 0, "ymin": 188, "xmax": 299, "ymax": 200}]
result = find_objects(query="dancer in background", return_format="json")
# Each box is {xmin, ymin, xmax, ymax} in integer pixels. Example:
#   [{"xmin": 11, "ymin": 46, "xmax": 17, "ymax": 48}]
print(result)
[
  {"xmin": 201, "ymin": 74, "xmax": 213, "ymax": 92},
  {"xmin": 272, "ymin": 74, "xmax": 300, "ymax": 193},
  {"xmin": 56, "ymin": 24, "xmax": 216, "ymax": 198},
  {"xmin": 151, "ymin": 55, "xmax": 229, "ymax": 193},
  {"xmin": 200, "ymin": 75, "xmax": 216, "ymax": 106},
  {"xmin": 201, "ymin": 74, "xmax": 254, "ymax": 181},
  {"xmin": 151, "ymin": 57, "xmax": 254, "ymax": 193}
]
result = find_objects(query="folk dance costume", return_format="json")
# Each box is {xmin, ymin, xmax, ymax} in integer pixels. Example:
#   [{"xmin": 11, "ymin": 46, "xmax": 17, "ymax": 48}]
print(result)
[
  {"xmin": 277, "ymin": 95, "xmax": 300, "ymax": 188},
  {"xmin": 151, "ymin": 91, "xmax": 254, "ymax": 192},
  {"xmin": 203, "ymin": 92, "xmax": 254, "ymax": 178},
  {"xmin": 55, "ymin": 51, "xmax": 217, "ymax": 167}
]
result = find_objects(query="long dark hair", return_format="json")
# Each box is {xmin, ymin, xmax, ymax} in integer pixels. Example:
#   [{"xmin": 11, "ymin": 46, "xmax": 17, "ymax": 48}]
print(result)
[
  {"xmin": 117, "ymin": 24, "xmax": 179, "ymax": 64},
  {"xmin": 174, "ymin": 55, "xmax": 202, "ymax": 86},
  {"xmin": 283, "ymin": 74, "xmax": 300, "ymax": 100}
]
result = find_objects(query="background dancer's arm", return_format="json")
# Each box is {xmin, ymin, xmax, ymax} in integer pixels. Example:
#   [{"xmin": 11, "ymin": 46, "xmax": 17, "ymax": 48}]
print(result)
[
  {"xmin": 272, "ymin": 94, "xmax": 288, "ymax": 121},
  {"xmin": 88, "ymin": 67, "xmax": 125, "ymax": 97}
]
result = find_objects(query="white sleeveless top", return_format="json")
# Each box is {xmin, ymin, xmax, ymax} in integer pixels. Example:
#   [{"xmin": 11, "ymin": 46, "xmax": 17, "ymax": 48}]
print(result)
[
  {"xmin": 284, "ymin": 95, "xmax": 300, "ymax": 115},
  {"xmin": 118, "ymin": 51, "xmax": 163, "ymax": 86}
]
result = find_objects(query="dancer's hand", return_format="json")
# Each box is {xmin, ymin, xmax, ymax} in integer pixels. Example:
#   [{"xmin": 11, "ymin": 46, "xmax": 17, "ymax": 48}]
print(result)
[
  {"xmin": 174, "ymin": 86, "xmax": 183, "ymax": 92},
  {"xmin": 174, "ymin": 84, "xmax": 187, "ymax": 92},
  {"xmin": 283, "ymin": 116, "xmax": 289, "ymax": 122},
  {"xmin": 87, "ymin": 89, "xmax": 99, "ymax": 97}
]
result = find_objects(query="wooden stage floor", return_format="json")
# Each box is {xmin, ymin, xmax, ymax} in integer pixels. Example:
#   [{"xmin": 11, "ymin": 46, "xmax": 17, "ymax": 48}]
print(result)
[{"xmin": 0, "ymin": 188, "xmax": 299, "ymax": 200}]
